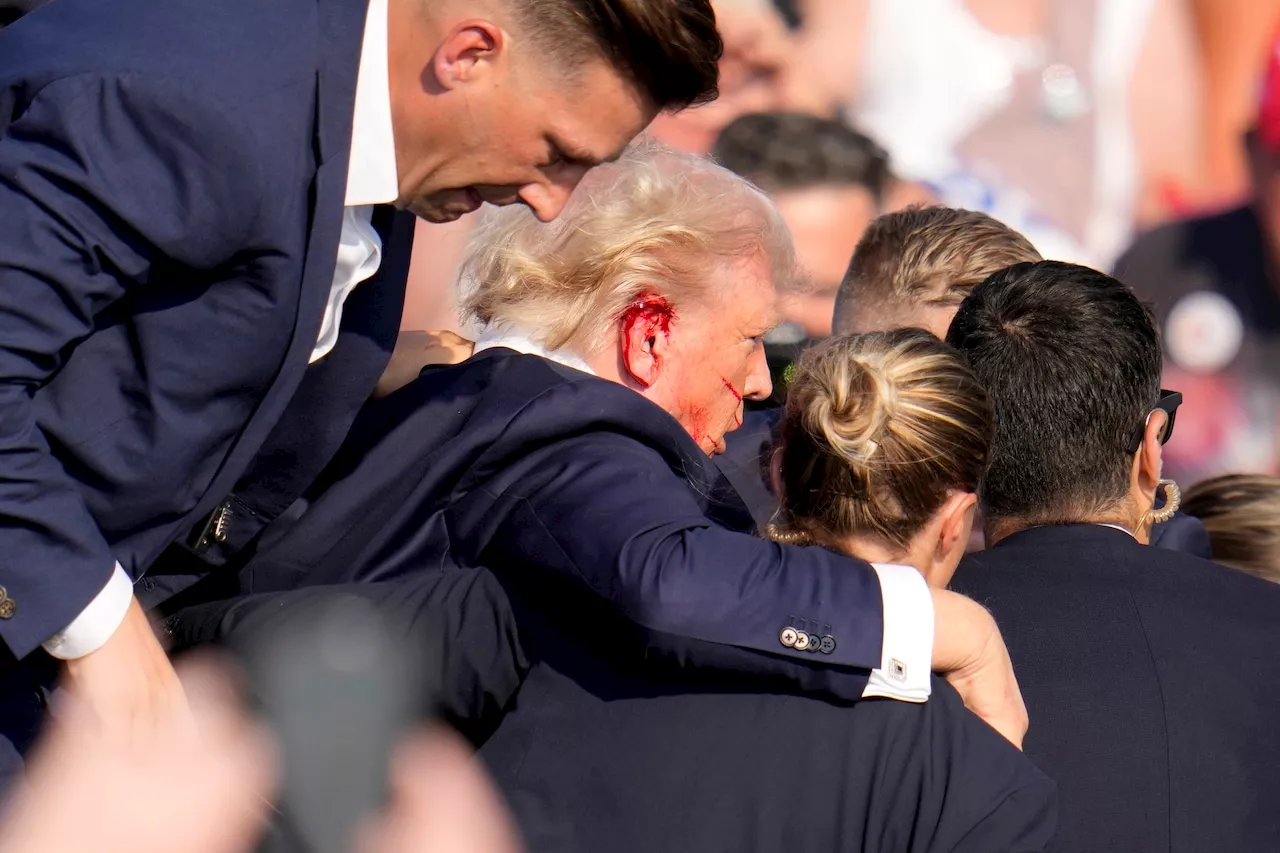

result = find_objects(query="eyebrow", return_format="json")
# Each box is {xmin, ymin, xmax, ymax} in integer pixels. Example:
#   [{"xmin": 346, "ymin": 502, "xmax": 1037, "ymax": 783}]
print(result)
[
  {"xmin": 554, "ymin": 139, "xmax": 607, "ymax": 169},
  {"xmin": 750, "ymin": 314, "xmax": 783, "ymax": 337}
]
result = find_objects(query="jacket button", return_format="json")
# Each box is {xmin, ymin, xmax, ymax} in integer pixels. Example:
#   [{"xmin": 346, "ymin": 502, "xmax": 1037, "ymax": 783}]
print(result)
[
  {"xmin": 779, "ymin": 627, "xmax": 798, "ymax": 648},
  {"xmin": 0, "ymin": 588, "xmax": 14, "ymax": 620},
  {"xmin": 793, "ymin": 631, "xmax": 812, "ymax": 651},
  {"xmin": 819, "ymin": 635, "xmax": 836, "ymax": 655}
]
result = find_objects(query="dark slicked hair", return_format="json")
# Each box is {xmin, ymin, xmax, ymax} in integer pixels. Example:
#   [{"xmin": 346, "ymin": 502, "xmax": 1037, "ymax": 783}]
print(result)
[
  {"xmin": 711, "ymin": 111, "xmax": 891, "ymax": 201},
  {"xmin": 945, "ymin": 261, "xmax": 1162, "ymax": 522},
  {"xmin": 516, "ymin": 0, "xmax": 722, "ymax": 111}
]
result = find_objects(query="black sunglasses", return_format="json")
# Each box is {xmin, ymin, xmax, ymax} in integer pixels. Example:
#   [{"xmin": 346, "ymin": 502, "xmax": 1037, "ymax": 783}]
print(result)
[{"xmin": 1126, "ymin": 389, "xmax": 1182, "ymax": 455}]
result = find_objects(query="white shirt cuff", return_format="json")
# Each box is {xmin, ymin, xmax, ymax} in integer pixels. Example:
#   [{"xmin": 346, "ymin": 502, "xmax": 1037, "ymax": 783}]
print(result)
[
  {"xmin": 42, "ymin": 563, "xmax": 134, "ymax": 660},
  {"xmin": 861, "ymin": 562, "xmax": 934, "ymax": 703}
]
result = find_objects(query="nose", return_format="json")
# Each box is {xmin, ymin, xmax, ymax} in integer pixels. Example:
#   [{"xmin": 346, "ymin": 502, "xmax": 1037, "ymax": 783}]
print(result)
[
  {"xmin": 518, "ymin": 172, "xmax": 586, "ymax": 223},
  {"xmin": 743, "ymin": 342, "xmax": 773, "ymax": 402}
]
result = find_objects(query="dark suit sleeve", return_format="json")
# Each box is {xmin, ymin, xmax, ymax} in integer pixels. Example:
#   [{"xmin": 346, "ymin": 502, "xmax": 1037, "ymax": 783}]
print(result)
[
  {"xmin": 908, "ymin": 681, "xmax": 1058, "ymax": 853},
  {"xmin": 0, "ymin": 74, "xmax": 263, "ymax": 657},
  {"xmin": 946, "ymin": 781, "xmax": 1058, "ymax": 853},
  {"xmin": 466, "ymin": 431, "xmax": 890, "ymax": 702},
  {"xmin": 164, "ymin": 570, "xmax": 527, "ymax": 747}
]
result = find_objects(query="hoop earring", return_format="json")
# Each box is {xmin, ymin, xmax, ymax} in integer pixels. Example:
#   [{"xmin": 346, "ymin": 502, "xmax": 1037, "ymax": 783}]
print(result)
[{"xmin": 1147, "ymin": 479, "xmax": 1181, "ymax": 526}]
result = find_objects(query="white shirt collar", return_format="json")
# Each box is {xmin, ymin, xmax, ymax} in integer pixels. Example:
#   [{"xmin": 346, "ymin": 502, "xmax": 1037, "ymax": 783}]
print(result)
[
  {"xmin": 473, "ymin": 327, "xmax": 597, "ymax": 376},
  {"xmin": 346, "ymin": 0, "xmax": 398, "ymax": 206}
]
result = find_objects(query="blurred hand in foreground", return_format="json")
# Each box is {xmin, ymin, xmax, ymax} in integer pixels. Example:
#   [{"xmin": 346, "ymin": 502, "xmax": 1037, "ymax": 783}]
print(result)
[
  {"xmin": 0, "ymin": 656, "xmax": 276, "ymax": 853},
  {"xmin": 360, "ymin": 726, "xmax": 525, "ymax": 853}
]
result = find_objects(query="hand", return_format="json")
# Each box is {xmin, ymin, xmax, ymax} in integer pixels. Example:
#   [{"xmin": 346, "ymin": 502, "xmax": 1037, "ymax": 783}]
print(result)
[
  {"xmin": 62, "ymin": 596, "xmax": 191, "ymax": 741},
  {"xmin": 0, "ymin": 657, "xmax": 276, "ymax": 853},
  {"xmin": 930, "ymin": 588, "xmax": 1029, "ymax": 749},
  {"xmin": 374, "ymin": 330, "xmax": 474, "ymax": 398},
  {"xmin": 359, "ymin": 726, "xmax": 525, "ymax": 853}
]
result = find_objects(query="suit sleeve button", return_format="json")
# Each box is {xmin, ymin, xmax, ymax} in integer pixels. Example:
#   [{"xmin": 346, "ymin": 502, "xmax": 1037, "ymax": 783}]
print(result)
[
  {"xmin": 793, "ymin": 631, "xmax": 811, "ymax": 651},
  {"xmin": 819, "ymin": 635, "xmax": 836, "ymax": 654},
  {"xmin": 780, "ymin": 627, "xmax": 798, "ymax": 648}
]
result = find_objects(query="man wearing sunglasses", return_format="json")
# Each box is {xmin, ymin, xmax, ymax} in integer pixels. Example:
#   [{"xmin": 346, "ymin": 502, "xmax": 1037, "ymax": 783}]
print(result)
[{"xmin": 945, "ymin": 261, "xmax": 1280, "ymax": 852}]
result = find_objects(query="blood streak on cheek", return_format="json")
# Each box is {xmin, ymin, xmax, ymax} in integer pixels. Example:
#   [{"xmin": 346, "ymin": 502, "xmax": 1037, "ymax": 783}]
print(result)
[{"xmin": 721, "ymin": 376, "xmax": 744, "ymax": 427}]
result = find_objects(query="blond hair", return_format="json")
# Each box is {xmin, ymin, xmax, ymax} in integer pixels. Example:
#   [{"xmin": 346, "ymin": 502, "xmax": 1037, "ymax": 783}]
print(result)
[
  {"xmin": 833, "ymin": 206, "xmax": 1041, "ymax": 334},
  {"xmin": 768, "ymin": 329, "xmax": 993, "ymax": 552},
  {"xmin": 460, "ymin": 143, "xmax": 796, "ymax": 355},
  {"xmin": 1183, "ymin": 474, "xmax": 1280, "ymax": 584}
]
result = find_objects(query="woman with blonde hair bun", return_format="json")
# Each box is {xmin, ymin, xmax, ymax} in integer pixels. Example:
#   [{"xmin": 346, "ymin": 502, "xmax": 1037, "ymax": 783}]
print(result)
[{"xmin": 769, "ymin": 327, "xmax": 994, "ymax": 589}]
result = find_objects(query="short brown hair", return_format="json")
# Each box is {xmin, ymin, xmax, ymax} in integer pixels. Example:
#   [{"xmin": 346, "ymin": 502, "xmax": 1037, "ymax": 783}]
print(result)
[
  {"xmin": 833, "ymin": 206, "xmax": 1040, "ymax": 334},
  {"xmin": 1183, "ymin": 474, "xmax": 1280, "ymax": 585},
  {"xmin": 514, "ymin": 0, "xmax": 722, "ymax": 111},
  {"xmin": 768, "ymin": 329, "xmax": 993, "ymax": 552}
]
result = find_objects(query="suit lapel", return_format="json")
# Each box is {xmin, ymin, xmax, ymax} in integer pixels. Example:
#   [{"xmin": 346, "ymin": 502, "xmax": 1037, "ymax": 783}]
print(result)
[
  {"xmin": 177, "ymin": 0, "xmax": 375, "ymax": 547},
  {"xmin": 257, "ymin": 0, "xmax": 369, "ymax": 414}
]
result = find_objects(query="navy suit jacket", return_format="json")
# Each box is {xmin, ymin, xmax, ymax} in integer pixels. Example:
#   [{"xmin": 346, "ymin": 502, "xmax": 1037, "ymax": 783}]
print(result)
[
  {"xmin": 952, "ymin": 525, "xmax": 1280, "ymax": 852},
  {"xmin": 482, "ymin": 651, "xmax": 1057, "ymax": 852},
  {"xmin": 243, "ymin": 349, "xmax": 900, "ymax": 700},
  {"xmin": 0, "ymin": 0, "xmax": 407, "ymax": 657}
]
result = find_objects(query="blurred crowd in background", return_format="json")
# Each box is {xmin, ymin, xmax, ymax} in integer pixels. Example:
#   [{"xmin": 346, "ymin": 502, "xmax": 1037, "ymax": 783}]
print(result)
[
  {"xmin": 392, "ymin": 0, "xmax": 1280, "ymax": 485},
  {"xmin": 10, "ymin": 0, "xmax": 1278, "ymax": 480}
]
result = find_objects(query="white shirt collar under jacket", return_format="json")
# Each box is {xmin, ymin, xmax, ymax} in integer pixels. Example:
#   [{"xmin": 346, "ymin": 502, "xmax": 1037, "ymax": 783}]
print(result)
[
  {"xmin": 473, "ymin": 327, "xmax": 598, "ymax": 376},
  {"xmin": 311, "ymin": 0, "xmax": 399, "ymax": 364},
  {"xmin": 346, "ymin": 0, "xmax": 398, "ymax": 207}
]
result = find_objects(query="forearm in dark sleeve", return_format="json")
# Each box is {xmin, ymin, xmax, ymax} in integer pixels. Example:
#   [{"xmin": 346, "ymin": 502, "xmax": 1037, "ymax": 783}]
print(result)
[{"xmin": 475, "ymin": 436, "xmax": 890, "ymax": 702}]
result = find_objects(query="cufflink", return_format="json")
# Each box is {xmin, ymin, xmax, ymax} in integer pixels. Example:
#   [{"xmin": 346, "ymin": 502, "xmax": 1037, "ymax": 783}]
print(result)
[
  {"xmin": 819, "ymin": 635, "xmax": 836, "ymax": 655},
  {"xmin": 779, "ymin": 627, "xmax": 799, "ymax": 648},
  {"xmin": 888, "ymin": 658, "xmax": 908, "ymax": 683},
  {"xmin": 793, "ymin": 631, "xmax": 812, "ymax": 651}
]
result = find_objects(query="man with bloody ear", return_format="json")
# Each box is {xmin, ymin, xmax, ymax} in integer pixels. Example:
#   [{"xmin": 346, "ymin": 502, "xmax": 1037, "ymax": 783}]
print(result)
[
  {"xmin": 180, "ymin": 142, "xmax": 1046, "ymax": 850},
  {"xmin": 208, "ymin": 145, "xmax": 1028, "ymax": 741}
]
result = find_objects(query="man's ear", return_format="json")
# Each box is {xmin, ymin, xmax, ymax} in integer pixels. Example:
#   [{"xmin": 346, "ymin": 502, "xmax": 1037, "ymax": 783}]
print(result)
[
  {"xmin": 430, "ymin": 20, "xmax": 505, "ymax": 90},
  {"xmin": 619, "ymin": 296, "xmax": 676, "ymax": 388},
  {"xmin": 1134, "ymin": 410, "xmax": 1167, "ymax": 499}
]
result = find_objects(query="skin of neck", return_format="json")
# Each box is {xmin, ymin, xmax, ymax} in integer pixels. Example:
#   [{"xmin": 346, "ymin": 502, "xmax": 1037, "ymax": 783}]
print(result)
[
  {"xmin": 984, "ymin": 494, "xmax": 1152, "ymax": 548},
  {"xmin": 982, "ymin": 411, "xmax": 1169, "ymax": 548},
  {"xmin": 833, "ymin": 503, "xmax": 969, "ymax": 590}
]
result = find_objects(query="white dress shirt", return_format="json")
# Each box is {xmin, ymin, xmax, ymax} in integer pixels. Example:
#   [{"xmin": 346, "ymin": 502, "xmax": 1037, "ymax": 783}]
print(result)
[
  {"xmin": 468, "ymin": 328, "xmax": 934, "ymax": 703},
  {"xmin": 473, "ymin": 326, "xmax": 598, "ymax": 375},
  {"xmin": 43, "ymin": 0, "xmax": 398, "ymax": 659}
]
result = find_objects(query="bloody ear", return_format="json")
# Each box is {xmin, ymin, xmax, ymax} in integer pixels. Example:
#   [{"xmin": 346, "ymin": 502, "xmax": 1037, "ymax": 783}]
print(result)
[{"xmin": 619, "ymin": 295, "xmax": 677, "ymax": 388}]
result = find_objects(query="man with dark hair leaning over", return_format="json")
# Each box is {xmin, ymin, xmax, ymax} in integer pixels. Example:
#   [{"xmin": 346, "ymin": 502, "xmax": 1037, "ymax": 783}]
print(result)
[
  {"xmin": 947, "ymin": 261, "xmax": 1280, "ymax": 852},
  {"xmin": 0, "ymin": 0, "xmax": 721, "ymax": 782}
]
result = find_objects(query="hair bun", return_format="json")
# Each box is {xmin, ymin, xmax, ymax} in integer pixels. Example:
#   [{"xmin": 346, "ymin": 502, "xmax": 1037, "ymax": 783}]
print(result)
[
  {"xmin": 804, "ymin": 348, "xmax": 896, "ymax": 467},
  {"xmin": 767, "ymin": 330, "xmax": 993, "ymax": 553}
]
